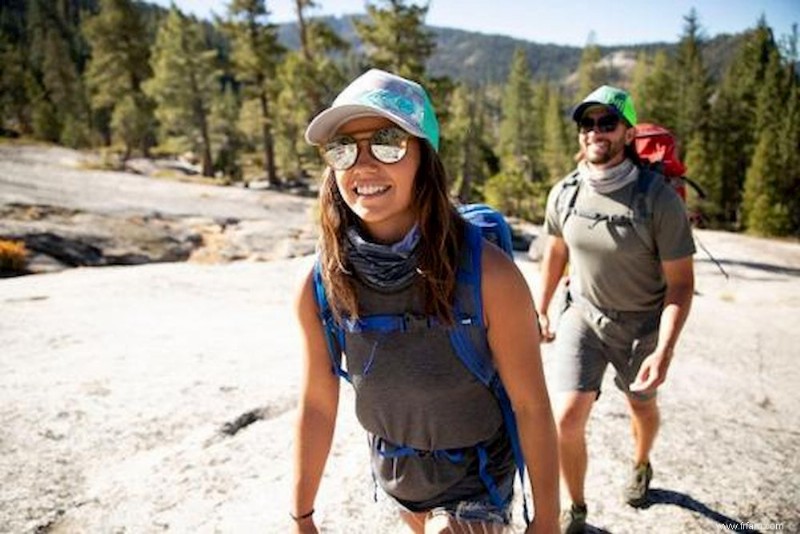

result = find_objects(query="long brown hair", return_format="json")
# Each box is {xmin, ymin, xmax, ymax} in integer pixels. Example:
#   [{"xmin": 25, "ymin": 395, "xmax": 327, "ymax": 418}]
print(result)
[{"xmin": 317, "ymin": 139, "xmax": 465, "ymax": 324}]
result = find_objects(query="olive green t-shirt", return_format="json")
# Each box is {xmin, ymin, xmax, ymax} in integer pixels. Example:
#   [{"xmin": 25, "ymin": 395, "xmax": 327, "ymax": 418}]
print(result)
[{"xmin": 544, "ymin": 168, "xmax": 696, "ymax": 312}]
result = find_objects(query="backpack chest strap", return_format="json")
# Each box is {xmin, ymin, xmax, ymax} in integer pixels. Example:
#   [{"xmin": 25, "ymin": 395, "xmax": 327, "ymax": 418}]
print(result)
[{"xmin": 343, "ymin": 312, "xmax": 440, "ymax": 334}]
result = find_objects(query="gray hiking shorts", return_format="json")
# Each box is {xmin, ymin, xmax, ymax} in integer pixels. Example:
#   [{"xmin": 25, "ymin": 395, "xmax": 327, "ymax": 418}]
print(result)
[{"xmin": 552, "ymin": 301, "xmax": 661, "ymax": 401}]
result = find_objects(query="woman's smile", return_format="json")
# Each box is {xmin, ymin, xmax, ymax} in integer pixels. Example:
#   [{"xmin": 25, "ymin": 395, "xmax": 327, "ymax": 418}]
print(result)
[{"xmin": 354, "ymin": 182, "xmax": 391, "ymax": 197}]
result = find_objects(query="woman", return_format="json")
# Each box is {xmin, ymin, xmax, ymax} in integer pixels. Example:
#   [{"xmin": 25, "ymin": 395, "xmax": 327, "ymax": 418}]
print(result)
[{"xmin": 292, "ymin": 69, "xmax": 558, "ymax": 533}]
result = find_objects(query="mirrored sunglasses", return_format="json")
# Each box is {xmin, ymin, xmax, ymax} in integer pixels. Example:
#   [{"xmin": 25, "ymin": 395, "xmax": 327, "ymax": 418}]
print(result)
[
  {"xmin": 321, "ymin": 126, "xmax": 411, "ymax": 171},
  {"xmin": 578, "ymin": 114, "xmax": 621, "ymax": 134}
]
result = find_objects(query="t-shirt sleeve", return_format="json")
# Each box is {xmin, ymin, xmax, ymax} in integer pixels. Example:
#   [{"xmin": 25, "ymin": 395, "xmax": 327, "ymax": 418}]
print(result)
[
  {"xmin": 543, "ymin": 182, "xmax": 564, "ymax": 237},
  {"xmin": 652, "ymin": 184, "xmax": 696, "ymax": 261}
]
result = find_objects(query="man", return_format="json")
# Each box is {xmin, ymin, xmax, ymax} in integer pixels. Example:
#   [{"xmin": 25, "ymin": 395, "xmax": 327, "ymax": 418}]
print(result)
[{"xmin": 536, "ymin": 85, "xmax": 695, "ymax": 533}]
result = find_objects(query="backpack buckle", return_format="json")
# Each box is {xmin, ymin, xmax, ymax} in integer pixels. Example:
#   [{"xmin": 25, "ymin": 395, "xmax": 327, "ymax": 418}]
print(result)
[{"xmin": 402, "ymin": 312, "xmax": 433, "ymax": 332}]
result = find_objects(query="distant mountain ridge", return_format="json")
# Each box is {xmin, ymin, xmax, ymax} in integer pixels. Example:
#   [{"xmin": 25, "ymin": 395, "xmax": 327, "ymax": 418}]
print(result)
[{"xmin": 275, "ymin": 14, "xmax": 744, "ymax": 86}]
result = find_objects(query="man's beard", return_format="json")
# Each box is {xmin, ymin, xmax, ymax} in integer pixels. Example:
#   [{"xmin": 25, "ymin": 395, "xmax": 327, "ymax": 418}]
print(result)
[{"xmin": 585, "ymin": 137, "xmax": 627, "ymax": 166}]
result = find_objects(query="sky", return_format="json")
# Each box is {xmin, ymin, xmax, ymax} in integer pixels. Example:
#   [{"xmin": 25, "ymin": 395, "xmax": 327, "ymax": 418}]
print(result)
[{"xmin": 151, "ymin": 0, "xmax": 799, "ymax": 47}]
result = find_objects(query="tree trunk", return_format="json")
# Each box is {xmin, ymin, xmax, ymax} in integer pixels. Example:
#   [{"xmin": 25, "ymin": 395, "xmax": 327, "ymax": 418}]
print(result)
[
  {"xmin": 296, "ymin": 0, "xmax": 312, "ymax": 63},
  {"xmin": 294, "ymin": 0, "xmax": 323, "ymax": 111},
  {"xmin": 458, "ymin": 142, "xmax": 473, "ymax": 203},
  {"xmin": 259, "ymin": 89, "xmax": 278, "ymax": 186},
  {"xmin": 201, "ymin": 129, "xmax": 213, "ymax": 178},
  {"xmin": 196, "ymin": 98, "xmax": 213, "ymax": 177}
]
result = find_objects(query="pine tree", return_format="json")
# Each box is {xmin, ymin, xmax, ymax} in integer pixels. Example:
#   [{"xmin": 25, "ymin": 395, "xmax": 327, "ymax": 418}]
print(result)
[
  {"xmin": 629, "ymin": 50, "xmax": 650, "ymax": 118},
  {"xmin": 577, "ymin": 35, "xmax": 606, "ymax": 98},
  {"xmin": 669, "ymin": 9, "xmax": 715, "ymax": 224},
  {"xmin": 541, "ymin": 83, "xmax": 574, "ymax": 184},
  {"xmin": 742, "ymin": 45, "xmax": 795, "ymax": 235},
  {"xmin": 684, "ymin": 129, "xmax": 721, "ymax": 223},
  {"xmin": 354, "ymin": 0, "xmax": 435, "ymax": 80},
  {"xmin": 483, "ymin": 168, "xmax": 537, "ymax": 220},
  {"xmin": 83, "ymin": 0, "xmax": 154, "ymax": 157},
  {"xmin": 210, "ymin": 83, "xmax": 244, "ymax": 182},
  {"xmin": 636, "ymin": 50, "xmax": 676, "ymax": 127},
  {"xmin": 144, "ymin": 7, "xmax": 218, "ymax": 176},
  {"xmin": 28, "ymin": 77, "xmax": 60, "ymax": 142},
  {"xmin": 26, "ymin": 0, "xmax": 91, "ymax": 146},
  {"xmin": 0, "ymin": 41, "xmax": 30, "ymax": 133},
  {"xmin": 272, "ymin": 0, "xmax": 347, "ymax": 179},
  {"xmin": 766, "ymin": 25, "xmax": 800, "ymax": 235},
  {"xmin": 0, "ymin": 0, "xmax": 33, "ymax": 134},
  {"xmin": 274, "ymin": 53, "xmax": 311, "ymax": 180},
  {"xmin": 41, "ymin": 27, "xmax": 90, "ymax": 146},
  {"xmin": 442, "ymin": 83, "xmax": 486, "ymax": 202},
  {"xmin": 674, "ymin": 9, "xmax": 712, "ymax": 144},
  {"xmin": 780, "ymin": 81, "xmax": 800, "ymax": 234},
  {"xmin": 222, "ymin": 0, "xmax": 284, "ymax": 185},
  {"xmin": 293, "ymin": 0, "xmax": 348, "ymax": 111},
  {"xmin": 498, "ymin": 47, "xmax": 536, "ymax": 175},
  {"xmin": 709, "ymin": 19, "xmax": 780, "ymax": 226},
  {"xmin": 486, "ymin": 48, "xmax": 542, "ymax": 219},
  {"xmin": 741, "ymin": 127, "xmax": 791, "ymax": 236}
]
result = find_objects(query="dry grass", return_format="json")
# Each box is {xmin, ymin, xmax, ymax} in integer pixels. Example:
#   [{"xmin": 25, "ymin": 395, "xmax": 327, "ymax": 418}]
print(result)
[{"xmin": 0, "ymin": 239, "xmax": 28, "ymax": 272}]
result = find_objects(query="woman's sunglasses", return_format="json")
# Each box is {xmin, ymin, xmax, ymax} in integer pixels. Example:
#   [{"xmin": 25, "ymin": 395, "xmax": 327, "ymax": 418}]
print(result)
[
  {"xmin": 578, "ymin": 114, "xmax": 621, "ymax": 134},
  {"xmin": 321, "ymin": 126, "xmax": 411, "ymax": 171}
]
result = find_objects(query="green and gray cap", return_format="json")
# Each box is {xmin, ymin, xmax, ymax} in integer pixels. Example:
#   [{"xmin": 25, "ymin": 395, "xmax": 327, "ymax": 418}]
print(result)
[
  {"xmin": 305, "ymin": 68, "xmax": 440, "ymax": 151},
  {"xmin": 572, "ymin": 85, "xmax": 638, "ymax": 127}
]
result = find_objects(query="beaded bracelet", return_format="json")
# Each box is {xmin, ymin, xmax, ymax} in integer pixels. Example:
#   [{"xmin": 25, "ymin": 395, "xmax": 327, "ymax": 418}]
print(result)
[{"xmin": 290, "ymin": 508, "xmax": 314, "ymax": 521}]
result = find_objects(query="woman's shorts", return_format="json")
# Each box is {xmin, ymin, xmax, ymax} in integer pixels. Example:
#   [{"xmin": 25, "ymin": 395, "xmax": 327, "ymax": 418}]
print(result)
[
  {"xmin": 372, "ymin": 428, "xmax": 516, "ymax": 525},
  {"xmin": 389, "ymin": 470, "xmax": 514, "ymax": 524}
]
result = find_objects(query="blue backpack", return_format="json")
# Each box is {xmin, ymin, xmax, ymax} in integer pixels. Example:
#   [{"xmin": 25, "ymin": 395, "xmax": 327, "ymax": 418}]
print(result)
[
  {"xmin": 311, "ymin": 204, "xmax": 529, "ymax": 523},
  {"xmin": 457, "ymin": 203, "xmax": 514, "ymax": 256}
]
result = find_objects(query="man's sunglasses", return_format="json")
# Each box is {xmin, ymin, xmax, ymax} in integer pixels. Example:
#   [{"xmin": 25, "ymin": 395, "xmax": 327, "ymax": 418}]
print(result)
[
  {"xmin": 321, "ymin": 126, "xmax": 411, "ymax": 171},
  {"xmin": 578, "ymin": 114, "xmax": 621, "ymax": 134}
]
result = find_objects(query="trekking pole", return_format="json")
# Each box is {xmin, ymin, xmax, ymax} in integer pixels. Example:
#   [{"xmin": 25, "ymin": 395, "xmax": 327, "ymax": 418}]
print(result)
[{"xmin": 693, "ymin": 232, "xmax": 729, "ymax": 280}]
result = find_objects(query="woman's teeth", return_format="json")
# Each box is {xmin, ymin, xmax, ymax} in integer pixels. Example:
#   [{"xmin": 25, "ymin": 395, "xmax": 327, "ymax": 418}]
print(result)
[{"xmin": 355, "ymin": 184, "xmax": 390, "ymax": 196}]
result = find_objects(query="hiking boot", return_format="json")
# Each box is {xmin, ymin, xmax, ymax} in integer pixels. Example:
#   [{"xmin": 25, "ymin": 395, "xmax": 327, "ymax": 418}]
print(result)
[
  {"xmin": 624, "ymin": 461, "xmax": 653, "ymax": 507},
  {"xmin": 561, "ymin": 502, "xmax": 587, "ymax": 534}
]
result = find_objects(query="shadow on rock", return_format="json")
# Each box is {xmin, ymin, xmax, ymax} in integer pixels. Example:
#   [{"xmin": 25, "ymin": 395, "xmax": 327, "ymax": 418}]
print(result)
[
  {"xmin": 584, "ymin": 524, "xmax": 612, "ymax": 533},
  {"xmin": 697, "ymin": 257, "xmax": 800, "ymax": 278},
  {"xmin": 644, "ymin": 488, "xmax": 759, "ymax": 532}
]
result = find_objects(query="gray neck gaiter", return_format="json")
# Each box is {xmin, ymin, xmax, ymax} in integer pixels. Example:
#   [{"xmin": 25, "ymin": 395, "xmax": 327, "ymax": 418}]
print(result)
[
  {"xmin": 345, "ymin": 225, "xmax": 421, "ymax": 291},
  {"xmin": 579, "ymin": 158, "xmax": 637, "ymax": 194}
]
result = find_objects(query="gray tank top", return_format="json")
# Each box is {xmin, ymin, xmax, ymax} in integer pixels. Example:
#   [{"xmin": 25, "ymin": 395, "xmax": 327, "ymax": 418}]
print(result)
[
  {"xmin": 346, "ymin": 278, "xmax": 503, "ymax": 450},
  {"xmin": 342, "ymin": 256, "xmax": 512, "ymax": 505}
]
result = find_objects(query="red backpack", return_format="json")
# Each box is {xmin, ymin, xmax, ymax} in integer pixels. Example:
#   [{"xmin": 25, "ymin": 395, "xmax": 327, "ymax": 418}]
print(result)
[{"xmin": 633, "ymin": 123, "xmax": 691, "ymax": 201}]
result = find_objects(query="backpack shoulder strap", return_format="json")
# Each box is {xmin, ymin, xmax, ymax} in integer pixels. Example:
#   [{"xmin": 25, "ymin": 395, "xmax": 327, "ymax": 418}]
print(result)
[
  {"xmin": 449, "ymin": 223, "xmax": 531, "ymax": 524},
  {"xmin": 312, "ymin": 259, "xmax": 351, "ymax": 382},
  {"xmin": 555, "ymin": 170, "xmax": 582, "ymax": 230},
  {"xmin": 630, "ymin": 168, "xmax": 664, "ymax": 255},
  {"xmin": 451, "ymin": 223, "xmax": 493, "ymax": 381}
]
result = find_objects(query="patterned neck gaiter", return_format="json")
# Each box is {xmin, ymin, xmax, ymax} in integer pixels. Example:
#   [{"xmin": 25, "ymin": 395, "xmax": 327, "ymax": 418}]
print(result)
[{"xmin": 345, "ymin": 224, "xmax": 421, "ymax": 291}]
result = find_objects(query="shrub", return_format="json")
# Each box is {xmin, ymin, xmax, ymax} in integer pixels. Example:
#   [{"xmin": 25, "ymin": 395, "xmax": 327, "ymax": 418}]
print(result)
[
  {"xmin": 0, "ymin": 239, "xmax": 28, "ymax": 273},
  {"xmin": 483, "ymin": 169, "xmax": 544, "ymax": 221}
]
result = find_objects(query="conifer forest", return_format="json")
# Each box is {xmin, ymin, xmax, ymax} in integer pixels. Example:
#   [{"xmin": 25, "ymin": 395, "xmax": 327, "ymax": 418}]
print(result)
[{"xmin": 1, "ymin": 0, "xmax": 798, "ymax": 237}]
